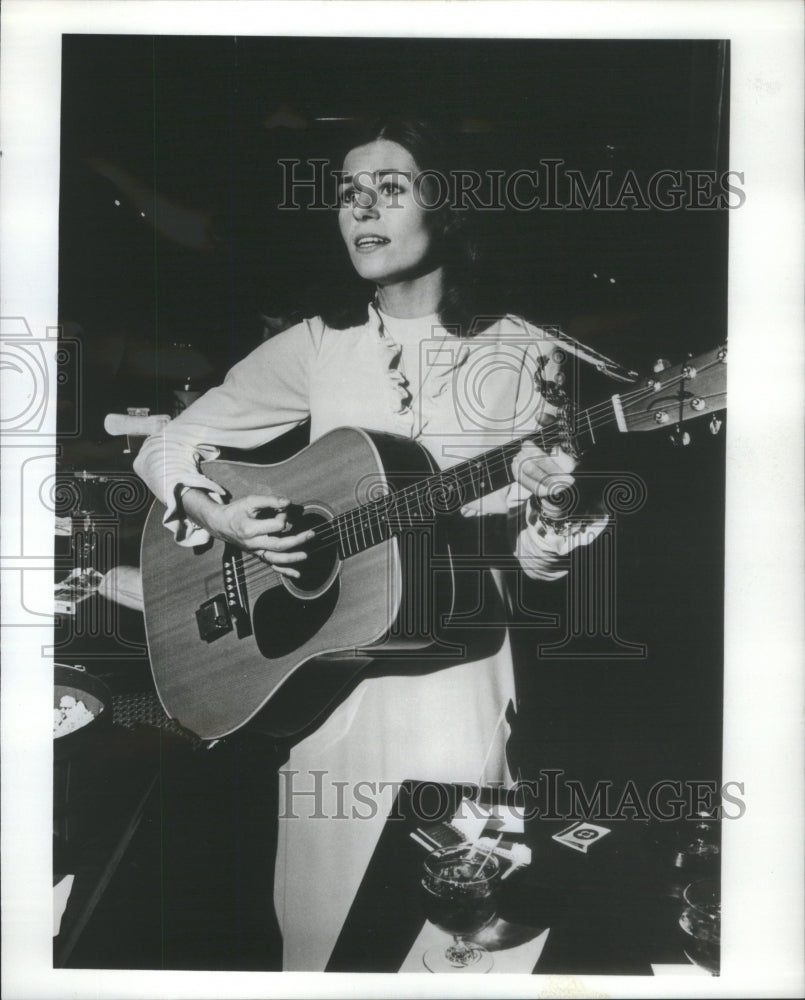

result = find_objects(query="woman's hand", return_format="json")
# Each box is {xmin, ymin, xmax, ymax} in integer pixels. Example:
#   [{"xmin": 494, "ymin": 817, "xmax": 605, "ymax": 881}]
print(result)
[
  {"xmin": 512, "ymin": 441, "xmax": 577, "ymax": 519},
  {"xmin": 182, "ymin": 488, "xmax": 314, "ymax": 579}
]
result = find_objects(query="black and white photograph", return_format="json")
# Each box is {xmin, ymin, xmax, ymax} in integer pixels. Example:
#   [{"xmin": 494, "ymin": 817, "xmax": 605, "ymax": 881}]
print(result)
[{"xmin": 1, "ymin": 2, "xmax": 802, "ymax": 998}]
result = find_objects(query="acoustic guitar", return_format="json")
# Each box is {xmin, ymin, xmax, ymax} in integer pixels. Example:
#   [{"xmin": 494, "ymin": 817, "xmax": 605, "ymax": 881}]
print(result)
[{"xmin": 140, "ymin": 345, "xmax": 727, "ymax": 740}]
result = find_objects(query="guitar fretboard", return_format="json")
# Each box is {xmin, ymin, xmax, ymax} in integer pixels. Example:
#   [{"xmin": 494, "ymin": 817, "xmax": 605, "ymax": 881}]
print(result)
[{"xmin": 324, "ymin": 410, "xmax": 603, "ymax": 560}]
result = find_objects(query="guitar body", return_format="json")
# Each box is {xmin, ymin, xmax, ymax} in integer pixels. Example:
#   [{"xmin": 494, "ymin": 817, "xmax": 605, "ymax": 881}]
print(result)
[{"xmin": 141, "ymin": 427, "xmax": 455, "ymax": 740}]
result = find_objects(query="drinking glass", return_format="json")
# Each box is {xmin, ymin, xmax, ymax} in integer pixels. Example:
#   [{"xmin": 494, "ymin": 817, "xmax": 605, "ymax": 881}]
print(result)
[
  {"xmin": 420, "ymin": 844, "xmax": 500, "ymax": 973},
  {"xmin": 679, "ymin": 877, "xmax": 720, "ymax": 974}
]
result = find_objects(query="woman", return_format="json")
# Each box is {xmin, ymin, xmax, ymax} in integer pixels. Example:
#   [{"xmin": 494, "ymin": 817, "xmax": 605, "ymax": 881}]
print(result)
[{"xmin": 134, "ymin": 119, "xmax": 605, "ymax": 970}]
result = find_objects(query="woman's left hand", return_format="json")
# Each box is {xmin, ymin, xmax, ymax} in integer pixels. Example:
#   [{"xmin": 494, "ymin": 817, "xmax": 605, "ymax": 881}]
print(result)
[{"xmin": 512, "ymin": 441, "xmax": 577, "ymax": 517}]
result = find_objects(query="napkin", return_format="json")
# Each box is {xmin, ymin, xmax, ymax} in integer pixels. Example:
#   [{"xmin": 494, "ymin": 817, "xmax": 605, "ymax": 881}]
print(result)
[
  {"xmin": 400, "ymin": 918, "xmax": 549, "ymax": 973},
  {"xmin": 53, "ymin": 874, "xmax": 74, "ymax": 936}
]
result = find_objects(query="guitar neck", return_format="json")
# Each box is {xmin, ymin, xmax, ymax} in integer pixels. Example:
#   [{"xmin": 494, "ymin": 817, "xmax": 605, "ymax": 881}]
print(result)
[{"xmin": 328, "ymin": 398, "xmax": 618, "ymax": 560}]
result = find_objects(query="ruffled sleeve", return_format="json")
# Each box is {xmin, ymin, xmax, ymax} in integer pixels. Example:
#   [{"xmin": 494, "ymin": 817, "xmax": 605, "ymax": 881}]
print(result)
[{"xmin": 512, "ymin": 496, "xmax": 609, "ymax": 580}]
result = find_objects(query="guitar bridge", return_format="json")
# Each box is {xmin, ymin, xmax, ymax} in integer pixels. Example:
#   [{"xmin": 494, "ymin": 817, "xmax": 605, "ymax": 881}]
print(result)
[{"xmin": 222, "ymin": 544, "xmax": 253, "ymax": 639}]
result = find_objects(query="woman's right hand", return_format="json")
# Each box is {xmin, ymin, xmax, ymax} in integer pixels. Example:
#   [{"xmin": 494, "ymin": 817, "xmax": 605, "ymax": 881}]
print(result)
[{"xmin": 182, "ymin": 488, "xmax": 314, "ymax": 579}]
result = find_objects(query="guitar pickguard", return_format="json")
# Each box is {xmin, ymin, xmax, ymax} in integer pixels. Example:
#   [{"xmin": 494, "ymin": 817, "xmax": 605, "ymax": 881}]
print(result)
[{"xmin": 252, "ymin": 579, "xmax": 341, "ymax": 659}]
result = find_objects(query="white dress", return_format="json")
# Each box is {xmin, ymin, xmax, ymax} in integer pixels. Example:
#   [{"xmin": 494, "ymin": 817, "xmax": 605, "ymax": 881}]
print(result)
[{"xmin": 134, "ymin": 304, "xmax": 605, "ymax": 970}]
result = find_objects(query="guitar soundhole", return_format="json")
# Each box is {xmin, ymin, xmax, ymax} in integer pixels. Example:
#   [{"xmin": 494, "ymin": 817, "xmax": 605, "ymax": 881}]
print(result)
[
  {"xmin": 288, "ymin": 509, "xmax": 339, "ymax": 596},
  {"xmin": 250, "ymin": 508, "xmax": 341, "ymax": 660}
]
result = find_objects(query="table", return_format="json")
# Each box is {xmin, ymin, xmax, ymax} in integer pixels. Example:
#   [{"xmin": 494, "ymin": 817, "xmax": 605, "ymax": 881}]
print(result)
[{"xmin": 327, "ymin": 781, "xmax": 710, "ymax": 974}]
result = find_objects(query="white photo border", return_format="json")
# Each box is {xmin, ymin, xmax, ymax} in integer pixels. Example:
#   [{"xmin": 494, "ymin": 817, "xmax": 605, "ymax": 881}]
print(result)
[{"xmin": 1, "ymin": 2, "xmax": 803, "ymax": 998}]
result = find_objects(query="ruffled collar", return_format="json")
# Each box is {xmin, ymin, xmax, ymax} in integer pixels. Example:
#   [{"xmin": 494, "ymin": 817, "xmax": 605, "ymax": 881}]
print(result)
[{"xmin": 367, "ymin": 302, "xmax": 470, "ymax": 431}]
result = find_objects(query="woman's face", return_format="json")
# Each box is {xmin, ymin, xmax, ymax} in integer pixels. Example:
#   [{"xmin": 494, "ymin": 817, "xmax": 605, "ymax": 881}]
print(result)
[{"xmin": 338, "ymin": 139, "xmax": 440, "ymax": 287}]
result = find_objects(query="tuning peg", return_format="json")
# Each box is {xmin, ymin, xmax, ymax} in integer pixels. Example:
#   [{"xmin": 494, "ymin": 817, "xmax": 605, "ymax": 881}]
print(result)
[
  {"xmin": 653, "ymin": 358, "xmax": 671, "ymax": 373},
  {"xmin": 670, "ymin": 425, "xmax": 691, "ymax": 447},
  {"xmin": 709, "ymin": 415, "xmax": 723, "ymax": 435}
]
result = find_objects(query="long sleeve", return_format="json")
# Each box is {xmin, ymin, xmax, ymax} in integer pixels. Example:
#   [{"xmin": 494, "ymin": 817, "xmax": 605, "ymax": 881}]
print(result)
[
  {"xmin": 133, "ymin": 318, "xmax": 321, "ymax": 545},
  {"xmin": 502, "ymin": 324, "xmax": 608, "ymax": 581}
]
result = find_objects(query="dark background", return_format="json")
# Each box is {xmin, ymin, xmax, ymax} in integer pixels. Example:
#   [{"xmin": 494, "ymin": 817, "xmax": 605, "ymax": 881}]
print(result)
[
  {"xmin": 56, "ymin": 35, "xmax": 727, "ymax": 969},
  {"xmin": 59, "ymin": 35, "xmax": 729, "ymax": 405}
]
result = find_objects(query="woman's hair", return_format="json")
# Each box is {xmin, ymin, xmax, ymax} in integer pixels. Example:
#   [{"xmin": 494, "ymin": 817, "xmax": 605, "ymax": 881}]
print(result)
[{"xmin": 321, "ymin": 117, "xmax": 494, "ymax": 337}]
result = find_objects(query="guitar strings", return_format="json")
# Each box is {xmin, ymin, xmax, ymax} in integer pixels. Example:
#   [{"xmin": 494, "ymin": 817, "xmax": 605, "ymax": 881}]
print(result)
[{"xmin": 234, "ymin": 356, "xmax": 724, "ymax": 588}]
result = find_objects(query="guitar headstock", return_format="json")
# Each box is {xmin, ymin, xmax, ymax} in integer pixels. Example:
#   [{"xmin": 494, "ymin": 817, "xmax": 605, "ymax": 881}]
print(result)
[{"xmin": 616, "ymin": 344, "xmax": 727, "ymax": 434}]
